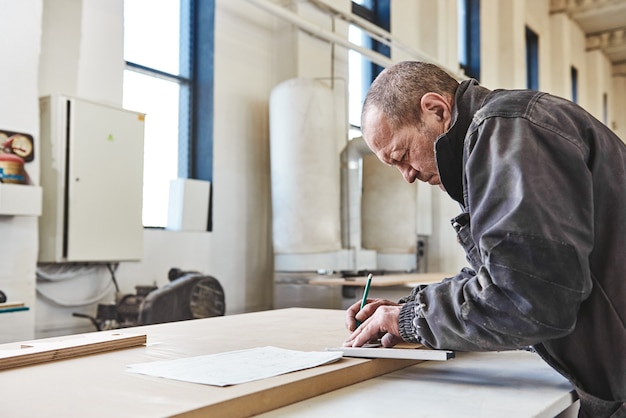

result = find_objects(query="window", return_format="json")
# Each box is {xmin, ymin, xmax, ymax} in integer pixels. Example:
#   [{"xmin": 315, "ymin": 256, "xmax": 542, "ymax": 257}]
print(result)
[
  {"xmin": 123, "ymin": 0, "xmax": 214, "ymax": 229},
  {"xmin": 571, "ymin": 66, "xmax": 578, "ymax": 103},
  {"xmin": 349, "ymin": 0, "xmax": 390, "ymax": 137},
  {"xmin": 458, "ymin": 0, "xmax": 480, "ymax": 80},
  {"xmin": 525, "ymin": 26, "xmax": 539, "ymax": 90}
]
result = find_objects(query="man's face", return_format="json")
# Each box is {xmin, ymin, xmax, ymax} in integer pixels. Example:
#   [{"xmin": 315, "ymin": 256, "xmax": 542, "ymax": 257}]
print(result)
[{"xmin": 363, "ymin": 107, "xmax": 446, "ymax": 188}]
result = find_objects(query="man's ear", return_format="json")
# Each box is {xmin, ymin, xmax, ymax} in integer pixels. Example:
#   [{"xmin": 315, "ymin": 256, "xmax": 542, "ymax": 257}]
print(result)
[{"xmin": 421, "ymin": 93, "xmax": 452, "ymax": 123}]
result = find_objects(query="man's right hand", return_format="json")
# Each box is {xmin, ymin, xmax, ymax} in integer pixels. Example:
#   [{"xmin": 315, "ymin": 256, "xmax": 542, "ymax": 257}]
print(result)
[{"xmin": 344, "ymin": 298, "xmax": 403, "ymax": 347}]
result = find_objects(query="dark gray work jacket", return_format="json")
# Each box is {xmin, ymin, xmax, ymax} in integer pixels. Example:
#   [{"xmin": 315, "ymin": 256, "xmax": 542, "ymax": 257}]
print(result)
[{"xmin": 398, "ymin": 80, "xmax": 626, "ymax": 417}]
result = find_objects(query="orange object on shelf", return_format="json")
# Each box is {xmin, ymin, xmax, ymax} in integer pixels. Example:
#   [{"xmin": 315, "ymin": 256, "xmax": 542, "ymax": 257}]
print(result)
[{"xmin": 0, "ymin": 152, "xmax": 26, "ymax": 184}]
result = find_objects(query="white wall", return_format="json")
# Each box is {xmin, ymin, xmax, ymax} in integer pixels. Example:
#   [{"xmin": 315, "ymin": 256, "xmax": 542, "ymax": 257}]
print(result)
[
  {"xmin": 481, "ymin": 0, "xmax": 526, "ymax": 89},
  {"xmin": 212, "ymin": 0, "xmax": 277, "ymax": 314},
  {"xmin": 39, "ymin": 0, "xmax": 124, "ymax": 106},
  {"xmin": 0, "ymin": 0, "xmax": 43, "ymax": 342}
]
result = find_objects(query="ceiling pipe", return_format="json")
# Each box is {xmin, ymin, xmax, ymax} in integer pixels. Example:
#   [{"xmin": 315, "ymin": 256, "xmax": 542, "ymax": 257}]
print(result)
[
  {"xmin": 245, "ymin": 0, "xmax": 466, "ymax": 79},
  {"xmin": 245, "ymin": 0, "xmax": 393, "ymax": 68}
]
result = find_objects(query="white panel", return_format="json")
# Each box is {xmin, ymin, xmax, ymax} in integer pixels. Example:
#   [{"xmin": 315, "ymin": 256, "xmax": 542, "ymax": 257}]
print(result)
[
  {"xmin": 416, "ymin": 181, "xmax": 433, "ymax": 236},
  {"xmin": 66, "ymin": 98, "xmax": 144, "ymax": 261},
  {"xmin": 269, "ymin": 78, "xmax": 342, "ymax": 254},
  {"xmin": 166, "ymin": 178, "xmax": 211, "ymax": 232},
  {"xmin": 362, "ymin": 154, "xmax": 417, "ymax": 253}
]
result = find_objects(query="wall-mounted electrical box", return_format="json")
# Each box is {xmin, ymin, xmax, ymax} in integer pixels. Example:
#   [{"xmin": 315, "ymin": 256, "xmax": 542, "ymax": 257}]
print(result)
[{"xmin": 38, "ymin": 95, "xmax": 145, "ymax": 263}]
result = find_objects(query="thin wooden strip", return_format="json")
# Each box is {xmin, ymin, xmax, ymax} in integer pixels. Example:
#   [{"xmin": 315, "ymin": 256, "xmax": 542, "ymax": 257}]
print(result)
[
  {"xmin": 0, "ymin": 301, "xmax": 25, "ymax": 309},
  {"xmin": 0, "ymin": 333, "xmax": 146, "ymax": 371}
]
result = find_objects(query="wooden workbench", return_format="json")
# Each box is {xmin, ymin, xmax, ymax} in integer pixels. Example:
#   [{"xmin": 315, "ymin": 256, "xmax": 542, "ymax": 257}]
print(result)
[{"xmin": 0, "ymin": 308, "xmax": 575, "ymax": 417}]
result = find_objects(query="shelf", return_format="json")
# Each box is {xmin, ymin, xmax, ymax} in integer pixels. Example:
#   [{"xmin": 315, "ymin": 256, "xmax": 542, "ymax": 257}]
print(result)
[{"xmin": 0, "ymin": 183, "xmax": 42, "ymax": 216}]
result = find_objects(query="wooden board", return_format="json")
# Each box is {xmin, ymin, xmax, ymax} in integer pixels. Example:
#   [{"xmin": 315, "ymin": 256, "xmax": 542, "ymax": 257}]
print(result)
[
  {"xmin": 309, "ymin": 272, "xmax": 452, "ymax": 287},
  {"xmin": 0, "ymin": 331, "xmax": 146, "ymax": 370},
  {"xmin": 0, "ymin": 301, "xmax": 25, "ymax": 309}
]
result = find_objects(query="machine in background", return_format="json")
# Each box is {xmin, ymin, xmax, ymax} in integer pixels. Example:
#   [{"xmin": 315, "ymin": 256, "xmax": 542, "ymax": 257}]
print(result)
[{"xmin": 73, "ymin": 268, "xmax": 226, "ymax": 331}]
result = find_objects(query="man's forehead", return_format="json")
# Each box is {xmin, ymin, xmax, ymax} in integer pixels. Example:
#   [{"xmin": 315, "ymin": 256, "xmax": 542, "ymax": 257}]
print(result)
[{"xmin": 363, "ymin": 108, "xmax": 391, "ymax": 149}]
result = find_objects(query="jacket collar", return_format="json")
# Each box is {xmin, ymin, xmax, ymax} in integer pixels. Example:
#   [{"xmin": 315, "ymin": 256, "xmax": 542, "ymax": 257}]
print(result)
[{"xmin": 435, "ymin": 79, "xmax": 491, "ymax": 204}]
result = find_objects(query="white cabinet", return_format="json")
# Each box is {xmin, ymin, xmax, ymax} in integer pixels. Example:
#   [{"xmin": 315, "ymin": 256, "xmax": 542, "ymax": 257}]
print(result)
[{"xmin": 38, "ymin": 95, "xmax": 145, "ymax": 262}]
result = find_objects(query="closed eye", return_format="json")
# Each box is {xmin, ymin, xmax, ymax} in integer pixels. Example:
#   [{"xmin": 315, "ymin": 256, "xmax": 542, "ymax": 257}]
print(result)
[{"xmin": 389, "ymin": 150, "xmax": 406, "ymax": 165}]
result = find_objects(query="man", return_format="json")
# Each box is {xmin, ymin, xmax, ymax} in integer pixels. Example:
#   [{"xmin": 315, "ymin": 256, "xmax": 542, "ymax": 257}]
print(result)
[{"xmin": 344, "ymin": 61, "xmax": 625, "ymax": 417}]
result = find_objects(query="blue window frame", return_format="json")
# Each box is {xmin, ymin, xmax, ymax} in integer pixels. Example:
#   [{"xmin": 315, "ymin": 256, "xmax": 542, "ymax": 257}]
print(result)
[
  {"xmin": 352, "ymin": 0, "xmax": 390, "ymax": 82},
  {"xmin": 525, "ymin": 26, "xmax": 539, "ymax": 90},
  {"xmin": 571, "ymin": 66, "xmax": 578, "ymax": 103},
  {"xmin": 458, "ymin": 0, "xmax": 480, "ymax": 80}
]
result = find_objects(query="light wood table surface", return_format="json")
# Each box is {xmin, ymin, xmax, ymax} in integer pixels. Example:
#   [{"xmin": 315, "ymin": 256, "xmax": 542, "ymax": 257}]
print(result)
[{"xmin": 0, "ymin": 308, "xmax": 575, "ymax": 417}]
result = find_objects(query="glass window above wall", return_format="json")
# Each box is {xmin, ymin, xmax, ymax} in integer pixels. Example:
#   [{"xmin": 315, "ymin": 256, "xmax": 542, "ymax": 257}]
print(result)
[
  {"xmin": 353, "ymin": 0, "xmax": 374, "ymax": 9},
  {"xmin": 349, "ymin": 0, "xmax": 390, "ymax": 138},
  {"xmin": 123, "ymin": 0, "xmax": 214, "ymax": 229},
  {"xmin": 348, "ymin": 24, "xmax": 367, "ymax": 139},
  {"xmin": 124, "ymin": 0, "xmax": 182, "ymax": 75}
]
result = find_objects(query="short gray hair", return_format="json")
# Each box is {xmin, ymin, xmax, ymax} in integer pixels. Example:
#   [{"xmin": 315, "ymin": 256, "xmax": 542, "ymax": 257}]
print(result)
[{"xmin": 362, "ymin": 61, "xmax": 459, "ymax": 130}]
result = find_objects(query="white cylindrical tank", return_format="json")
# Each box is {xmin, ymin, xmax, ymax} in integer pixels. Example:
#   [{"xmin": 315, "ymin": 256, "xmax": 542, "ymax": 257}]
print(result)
[
  {"xmin": 269, "ymin": 78, "xmax": 341, "ymax": 254},
  {"xmin": 361, "ymin": 154, "xmax": 417, "ymax": 253}
]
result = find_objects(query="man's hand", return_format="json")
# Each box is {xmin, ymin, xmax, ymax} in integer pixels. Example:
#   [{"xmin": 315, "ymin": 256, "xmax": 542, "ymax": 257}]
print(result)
[{"xmin": 343, "ymin": 298, "xmax": 404, "ymax": 347}]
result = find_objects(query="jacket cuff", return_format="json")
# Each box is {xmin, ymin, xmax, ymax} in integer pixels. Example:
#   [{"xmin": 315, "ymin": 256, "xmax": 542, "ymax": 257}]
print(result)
[
  {"xmin": 398, "ymin": 302, "xmax": 420, "ymax": 343},
  {"xmin": 398, "ymin": 284, "xmax": 429, "ymax": 304}
]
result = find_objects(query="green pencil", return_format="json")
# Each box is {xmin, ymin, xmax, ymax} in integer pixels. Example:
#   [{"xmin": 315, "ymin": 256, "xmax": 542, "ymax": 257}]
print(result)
[{"xmin": 355, "ymin": 273, "xmax": 373, "ymax": 329}]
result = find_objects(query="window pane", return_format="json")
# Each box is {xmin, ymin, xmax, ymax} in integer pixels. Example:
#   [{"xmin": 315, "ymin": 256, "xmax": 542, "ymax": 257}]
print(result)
[
  {"xmin": 458, "ymin": 0, "xmax": 467, "ymax": 66},
  {"xmin": 123, "ymin": 70, "xmax": 180, "ymax": 227},
  {"xmin": 458, "ymin": 0, "xmax": 480, "ymax": 80},
  {"xmin": 124, "ymin": 0, "xmax": 181, "ymax": 75},
  {"xmin": 353, "ymin": 0, "xmax": 374, "ymax": 9},
  {"xmin": 349, "ymin": 25, "xmax": 365, "ymax": 133}
]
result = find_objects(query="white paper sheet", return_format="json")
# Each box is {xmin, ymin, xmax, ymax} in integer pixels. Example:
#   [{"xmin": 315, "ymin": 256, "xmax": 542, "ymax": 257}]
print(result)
[{"xmin": 126, "ymin": 346, "xmax": 343, "ymax": 386}]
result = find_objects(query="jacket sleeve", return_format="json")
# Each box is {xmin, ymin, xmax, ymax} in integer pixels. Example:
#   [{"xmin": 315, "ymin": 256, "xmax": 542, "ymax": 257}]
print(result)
[{"xmin": 399, "ymin": 115, "xmax": 594, "ymax": 351}]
